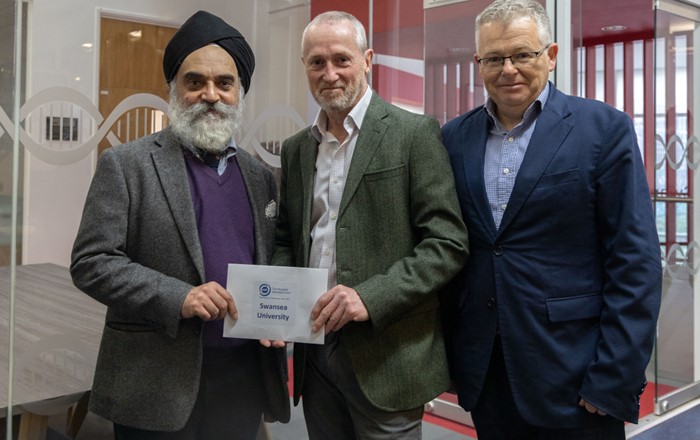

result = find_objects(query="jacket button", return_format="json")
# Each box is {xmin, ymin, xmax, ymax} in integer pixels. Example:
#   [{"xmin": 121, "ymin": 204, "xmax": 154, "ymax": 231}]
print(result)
[
  {"xmin": 487, "ymin": 297, "xmax": 496, "ymax": 307},
  {"xmin": 493, "ymin": 245, "xmax": 503, "ymax": 256}
]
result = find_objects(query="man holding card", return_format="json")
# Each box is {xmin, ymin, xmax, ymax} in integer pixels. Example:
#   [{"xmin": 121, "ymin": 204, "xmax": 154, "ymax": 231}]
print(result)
[
  {"xmin": 70, "ymin": 10, "xmax": 289, "ymax": 439},
  {"xmin": 270, "ymin": 10, "xmax": 469, "ymax": 439}
]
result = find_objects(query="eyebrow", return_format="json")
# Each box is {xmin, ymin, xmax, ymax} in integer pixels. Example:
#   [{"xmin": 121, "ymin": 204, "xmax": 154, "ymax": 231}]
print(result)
[{"xmin": 182, "ymin": 71, "xmax": 237, "ymax": 82}]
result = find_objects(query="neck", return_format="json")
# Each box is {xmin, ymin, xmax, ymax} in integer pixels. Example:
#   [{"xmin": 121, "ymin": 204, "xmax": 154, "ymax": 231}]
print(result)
[
  {"xmin": 495, "ymin": 106, "xmax": 528, "ymax": 131},
  {"xmin": 325, "ymin": 110, "xmax": 351, "ymax": 142}
]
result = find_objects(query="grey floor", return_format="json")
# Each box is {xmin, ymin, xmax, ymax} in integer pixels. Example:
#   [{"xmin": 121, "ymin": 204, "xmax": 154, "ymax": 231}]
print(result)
[
  {"xmin": 30, "ymin": 397, "xmax": 700, "ymax": 440},
  {"xmin": 44, "ymin": 401, "xmax": 465, "ymax": 440}
]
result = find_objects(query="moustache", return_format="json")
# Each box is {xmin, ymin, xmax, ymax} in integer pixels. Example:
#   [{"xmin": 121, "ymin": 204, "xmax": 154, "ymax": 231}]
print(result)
[
  {"xmin": 186, "ymin": 101, "xmax": 237, "ymax": 119},
  {"xmin": 319, "ymin": 81, "xmax": 346, "ymax": 91}
]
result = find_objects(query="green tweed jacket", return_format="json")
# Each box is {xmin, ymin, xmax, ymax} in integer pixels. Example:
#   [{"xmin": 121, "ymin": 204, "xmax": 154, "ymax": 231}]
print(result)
[{"xmin": 272, "ymin": 93, "xmax": 469, "ymax": 411}]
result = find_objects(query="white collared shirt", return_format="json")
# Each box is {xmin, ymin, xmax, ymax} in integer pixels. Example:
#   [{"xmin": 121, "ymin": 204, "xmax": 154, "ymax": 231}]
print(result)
[{"xmin": 309, "ymin": 87, "xmax": 373, "ymax": 289}]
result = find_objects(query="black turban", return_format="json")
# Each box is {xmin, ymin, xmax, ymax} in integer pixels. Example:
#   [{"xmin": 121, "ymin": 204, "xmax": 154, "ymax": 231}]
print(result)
[{"xmin": 163, "ymin": 10, "xmax": 255, "ymax": 93}]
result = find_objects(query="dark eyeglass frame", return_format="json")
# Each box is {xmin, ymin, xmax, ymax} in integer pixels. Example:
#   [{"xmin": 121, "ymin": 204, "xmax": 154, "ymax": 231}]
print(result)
[{"xmin": 476, "ymin": 44, "xmax": 551, "ymax": 70}]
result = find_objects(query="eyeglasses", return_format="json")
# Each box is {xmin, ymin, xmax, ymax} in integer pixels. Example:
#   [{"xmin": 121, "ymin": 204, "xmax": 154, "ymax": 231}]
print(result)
[{"xmin": 476, "ymin": 45, "xmax": 551, "ymax": 71}]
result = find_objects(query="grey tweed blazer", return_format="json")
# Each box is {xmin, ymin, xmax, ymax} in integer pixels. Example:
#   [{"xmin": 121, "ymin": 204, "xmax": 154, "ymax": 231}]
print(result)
[{"xmin": 71, "ymin": 127, "xmax": 290, "ymax": 431}]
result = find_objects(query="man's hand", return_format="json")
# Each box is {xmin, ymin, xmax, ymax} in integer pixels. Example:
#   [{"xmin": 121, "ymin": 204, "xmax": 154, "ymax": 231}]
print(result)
[
  {"xmin": 260, "ymin": 339, "xmax": 287, "ymax": 348},
  {"xmin": 310, "ymin": 284, "xmax": 369, "ymax": 334},
  {"xmin": 181, "ymin": 281, "xmax": 237, "ymax": 321},
  {"xmin": 579, "ymin": 398, "xmax": 607, "ymax": 416}
]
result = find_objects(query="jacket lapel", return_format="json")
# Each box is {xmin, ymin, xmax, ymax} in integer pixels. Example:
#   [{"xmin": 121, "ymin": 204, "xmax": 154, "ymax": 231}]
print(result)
[
  {"xmin": 236, "ymin": 150, "xmax": 268, "ymax": 265},
  {"xmin": 300, "ymin": 130, "xmax": 319, "ymax": 265},
  {"xmin": 151, "ymin": 130, "xmax": 205, "ymax": 281},
  {"xmin": 463, "ymin": 109, "xmax": 499, "ymax": 238},
  {"xmin": 496, "ymin": 87, "xmax": 573, "ymax": 235},
  {"xmin": 339, "ymin": 93, "xmax": 386, "ymax": 218}
]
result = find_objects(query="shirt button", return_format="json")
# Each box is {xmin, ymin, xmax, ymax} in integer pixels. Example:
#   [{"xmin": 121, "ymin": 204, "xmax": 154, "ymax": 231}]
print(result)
[
  {"xmin": 508, "ymin": 136, "xmax": 514, "ymax": 142},
  {"xmin": 330, "ymin": 212, "xmax": 338, "ymax": 220},
  {"xmin": 324, "ymin": 250, "xmax": 331, "ymax": 256},
  {"xmin": 503, "ymin": 168, "xmax": 510, "ymax": 174},
  {"xmin": 332, "ymin": 176, "xmax": 339, "ymax": 184},
  {"xmin": 500, "ymin": 204, "xmax": 507, "ymax": 210}
]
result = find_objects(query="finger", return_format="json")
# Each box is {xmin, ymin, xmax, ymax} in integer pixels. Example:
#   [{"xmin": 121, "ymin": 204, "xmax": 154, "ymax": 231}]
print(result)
[
  {"xmin": 312, "ymin": 301, "xmax": 340, "ymax": 333},
  {"xmin": 326, "ymin": 309, "xmax": 350, "ymax": 334},
  {"xmin": 209, "ymin": 297, "xmax": 227, "ymax": 320},
  {"xmin": 205, "ymin": 302, "xmax": 221, "ymax": 320},
  {"xmin": 311, "ymin": 310, "xmax": 328, "ymax": 333},
  {"xmin": 310, "ymin": 291, "xmax": 333, "ymax": 320},
  {"xmin": 221, "ymin": 293, "xmax": 238, "ymax": 320},
  {"xmin": 325, "ymin": 314, "xmax": 338, "ymax": 334},
  {"xmin": 196, "ymin": 304, "xmax": 213, "ymax": 321}
]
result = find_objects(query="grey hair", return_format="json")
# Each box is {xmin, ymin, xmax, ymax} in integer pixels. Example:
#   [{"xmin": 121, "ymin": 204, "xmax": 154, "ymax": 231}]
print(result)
[
  {"xmin": 475, "ymin": 0, "xmax": 552, "ymax": 50},
  {"xmin": 302, "ymin": 11, "xmax": 368, "ymax": 54}
]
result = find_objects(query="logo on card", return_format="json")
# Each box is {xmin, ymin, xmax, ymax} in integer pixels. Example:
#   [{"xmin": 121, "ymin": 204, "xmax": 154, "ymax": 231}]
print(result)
[{"xmin": 259, "ymin": 283, "xmax": 271, "ymax": 296}]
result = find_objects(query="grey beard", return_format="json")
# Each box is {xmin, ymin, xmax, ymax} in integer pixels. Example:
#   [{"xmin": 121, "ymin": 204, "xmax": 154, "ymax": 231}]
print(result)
[{"xmin": 168, "ymin": 89, "xmax": 245, "ymax": 154}]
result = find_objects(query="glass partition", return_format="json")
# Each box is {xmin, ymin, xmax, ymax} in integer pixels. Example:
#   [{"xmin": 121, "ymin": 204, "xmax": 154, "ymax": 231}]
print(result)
[
  {"xmin": 567, "ymin": 0, "xmax": 700, "ymax": 424},
  {"xmin": 0, "ymin": 1, "xmax": 309, "ymax": 438},
  {"xmin": 3, "ymin": 0, "xmax": 700, "ymax": 438},
  {"xmin": 2, "ymin": 2, "xmax": 26, "ymax": 438},
  {"xmin": 651, "ymin": 0, "xmax": 700, "ymax": 416}
]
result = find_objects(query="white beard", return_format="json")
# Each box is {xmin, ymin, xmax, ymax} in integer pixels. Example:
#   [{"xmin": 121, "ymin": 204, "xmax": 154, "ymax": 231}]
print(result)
[{"xmin": 168, "ymin": 87, "xmax": 245, "ymax": 154}]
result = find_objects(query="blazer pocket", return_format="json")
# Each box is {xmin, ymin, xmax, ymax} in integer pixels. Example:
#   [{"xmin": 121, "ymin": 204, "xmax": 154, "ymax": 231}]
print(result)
[
  {"xmin": 363, "ymin": 164, "xmax": 405, "ymax": 182},
  {"xmin": 537, "ymin": 168, "xmax": 579, "ymax": 188},
  {"xmin": 546, "ymin": 292, "xmax": 602, "ymax": 323},
  {"xmin": 106, "ymin": 321, "xmax": 160, "ymax": 332}
]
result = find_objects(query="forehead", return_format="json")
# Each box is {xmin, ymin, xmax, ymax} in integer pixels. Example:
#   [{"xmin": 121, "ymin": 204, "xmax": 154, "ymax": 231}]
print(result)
[
  {"xmin": 178, "ymin": 44, "xmax": 238, "ymax": 76},
  {"xmin": 303, "ymin": 21, "xmax": 361, "ymax": 58},
  {"xmin": 477, "ymin": 17, "xmax": 541, "ymax": 53}
]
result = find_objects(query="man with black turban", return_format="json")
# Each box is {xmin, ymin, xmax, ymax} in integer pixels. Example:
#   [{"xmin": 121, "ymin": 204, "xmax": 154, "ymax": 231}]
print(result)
[{"xmin": 71, "ymin": 10, "xmax": 289, "ymax": 439}]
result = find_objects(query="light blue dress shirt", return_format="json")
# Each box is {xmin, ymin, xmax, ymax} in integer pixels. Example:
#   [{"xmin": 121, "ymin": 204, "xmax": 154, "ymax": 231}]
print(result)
[{"xmin": 483, "ymin": 84, "xmax": 550, "ymax": 229}]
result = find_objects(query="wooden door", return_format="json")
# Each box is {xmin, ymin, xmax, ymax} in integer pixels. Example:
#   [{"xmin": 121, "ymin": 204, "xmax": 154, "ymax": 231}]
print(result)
[{"xmin": 98, "ymin": 18, "xmax": 177, "ymax": 155}]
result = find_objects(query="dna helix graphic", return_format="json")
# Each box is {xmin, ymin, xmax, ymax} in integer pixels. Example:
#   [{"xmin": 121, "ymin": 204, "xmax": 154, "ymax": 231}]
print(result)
[
  {"xmin": 655, "ymin": 133, "xmax": 700, "ymax": 171},
  {"xmin": 0, "ymin": 87, "xmax": 306, "ymax": 169}
]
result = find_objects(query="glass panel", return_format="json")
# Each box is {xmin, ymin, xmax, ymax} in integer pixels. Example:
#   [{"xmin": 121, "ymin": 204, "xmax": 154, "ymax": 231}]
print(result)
[
  {"xmin": 372, "ymin": 0, "xmax": 426, "ymax": 114},
  {"xmin": 0, "ymin": 2, "xmax": 311, "ymax": 438},
  {"xmin": 424, "ymin": 0, "xmax": 498, "ymax": 125},
  {"xmin": 567, "ymin": 0, "xmax": 700, "ymax": 419},
  {"xmin": 653, "ymin": 3, "xmax": 700, "ymax": 412},
  {"xmin": 1, "ymin": 1, "xmax": 25, "ymax": 437}
]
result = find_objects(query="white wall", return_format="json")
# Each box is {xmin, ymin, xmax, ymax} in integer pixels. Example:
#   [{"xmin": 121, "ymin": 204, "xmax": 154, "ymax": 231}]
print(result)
[{"xmin": 23, "ymin": 0, "xmax": 309, "ymax": 266}]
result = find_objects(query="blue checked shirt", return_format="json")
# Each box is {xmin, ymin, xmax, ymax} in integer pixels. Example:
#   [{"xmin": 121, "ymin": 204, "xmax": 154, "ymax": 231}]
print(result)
[{"xmin": 484, "ymin": 84, "xmax": 550, "ymax": 229}]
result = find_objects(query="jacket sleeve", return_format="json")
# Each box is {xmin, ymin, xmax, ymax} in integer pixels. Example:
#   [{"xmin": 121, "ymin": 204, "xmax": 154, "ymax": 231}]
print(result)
[
  {"xmin": 578, "ymin": 109, "xmax": 662, "ymax": 423},
  {"xmin": 70, "ymin": 148, "xmax": 194, "ymax": 339}
]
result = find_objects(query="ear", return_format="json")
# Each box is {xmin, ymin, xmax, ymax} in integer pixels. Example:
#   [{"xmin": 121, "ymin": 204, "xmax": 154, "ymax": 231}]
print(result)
[
  {"xmin": 364, "ymin": 48, "xmax": 374, "ymax": 74},
  {"xmin": 546, "ymin": 43, "xmax": 559, "ymax": 72}
]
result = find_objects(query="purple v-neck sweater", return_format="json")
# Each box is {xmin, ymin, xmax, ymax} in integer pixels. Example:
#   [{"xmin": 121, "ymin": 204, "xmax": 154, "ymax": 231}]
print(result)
[{"xmin": 185, "ymin": 153, "xmax": 254, "ymax": 349}]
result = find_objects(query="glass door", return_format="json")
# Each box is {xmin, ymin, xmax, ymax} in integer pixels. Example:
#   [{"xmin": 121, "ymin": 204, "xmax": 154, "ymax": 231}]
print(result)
[{"xmin": 652, "ymin": 0, "xmax": 700, "ymax": 416}]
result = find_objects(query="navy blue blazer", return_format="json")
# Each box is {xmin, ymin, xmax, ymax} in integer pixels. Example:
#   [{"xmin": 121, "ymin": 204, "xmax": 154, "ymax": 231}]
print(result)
[{"xmin": 441, "ymin": 83, "xmax": 661, "ymax": 426}]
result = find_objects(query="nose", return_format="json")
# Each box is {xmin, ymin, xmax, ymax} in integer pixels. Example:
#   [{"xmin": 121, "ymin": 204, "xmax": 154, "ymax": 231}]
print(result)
[
  {"xmin": 322, "ymin": 64, "xmax": 339, "ymax": 82},
  {"xmin": 501, "ymin": 57, "xmax": 518, "ymax": 74},
  {"xmin": 201, "ymin": 81, "xmax": 219, "ymax": 103}
]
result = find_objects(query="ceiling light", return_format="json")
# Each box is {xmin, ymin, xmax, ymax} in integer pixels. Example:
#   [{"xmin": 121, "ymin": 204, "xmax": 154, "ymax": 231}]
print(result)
[{"xmin": 601, "ymin": 25, "xmax": 627, "ymax": 32}]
